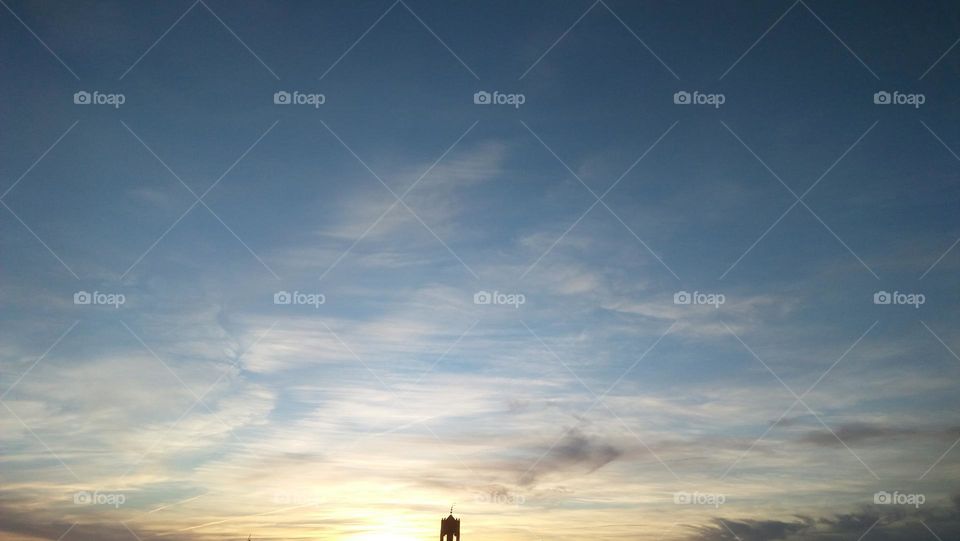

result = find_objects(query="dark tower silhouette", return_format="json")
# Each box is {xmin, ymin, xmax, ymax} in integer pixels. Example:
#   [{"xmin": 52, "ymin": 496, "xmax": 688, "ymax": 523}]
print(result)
[{"xmin": 440, "ymin": 507, "xmax": 460, "ymax": 541}]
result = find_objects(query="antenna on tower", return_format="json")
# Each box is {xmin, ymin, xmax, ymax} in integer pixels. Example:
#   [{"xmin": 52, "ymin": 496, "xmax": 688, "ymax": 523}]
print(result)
[{"xmin": 450, "ymin": 503, "xmax": 455, "ymax": 515}]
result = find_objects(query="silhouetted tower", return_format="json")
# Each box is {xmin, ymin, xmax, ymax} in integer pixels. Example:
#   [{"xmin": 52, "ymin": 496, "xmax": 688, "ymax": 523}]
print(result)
[{"xmin": 440, "ymin": 507, "xmax": 460, "ymax": 541}]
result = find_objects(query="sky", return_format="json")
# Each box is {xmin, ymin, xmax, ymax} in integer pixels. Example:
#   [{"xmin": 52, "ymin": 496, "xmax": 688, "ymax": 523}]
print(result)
[{"xmin": 1, "ymin": 1, "xmax": 960, "ymax": 540}]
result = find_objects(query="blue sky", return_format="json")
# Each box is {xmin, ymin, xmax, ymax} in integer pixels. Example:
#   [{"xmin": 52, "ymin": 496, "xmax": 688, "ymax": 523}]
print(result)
[{"xmin": 2, "ymin": 1, "xmax": 960, "ymax": 540}]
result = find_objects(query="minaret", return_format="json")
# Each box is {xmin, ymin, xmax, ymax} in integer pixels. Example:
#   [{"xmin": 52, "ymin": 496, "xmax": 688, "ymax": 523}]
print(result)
[{"xmin": 440, "ymin": 506, "xmax": 460, "ymax": 541}]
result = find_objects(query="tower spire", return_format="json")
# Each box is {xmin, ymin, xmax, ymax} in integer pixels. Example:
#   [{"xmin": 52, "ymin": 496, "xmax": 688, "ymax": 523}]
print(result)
[{"xmin": 440, "ymin": 506, "xmax": 460, "ymax": 541}]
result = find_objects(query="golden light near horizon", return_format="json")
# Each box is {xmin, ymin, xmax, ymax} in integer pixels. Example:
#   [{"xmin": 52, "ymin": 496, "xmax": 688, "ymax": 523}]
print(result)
[{"xmin": 343, "ymin": 515, "xmax": 425, "ymax": 541}]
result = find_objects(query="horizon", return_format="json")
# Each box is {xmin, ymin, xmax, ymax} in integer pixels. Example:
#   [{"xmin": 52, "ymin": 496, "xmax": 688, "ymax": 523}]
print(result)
[{"xmin": 2, "ymin": 1, "xmax": 960, "ymax": 540}]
